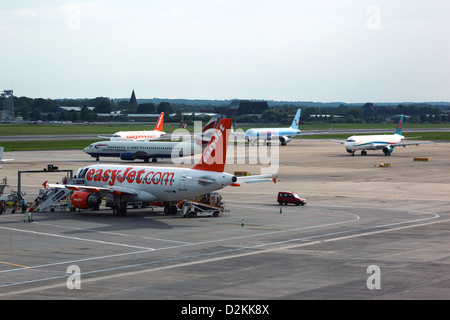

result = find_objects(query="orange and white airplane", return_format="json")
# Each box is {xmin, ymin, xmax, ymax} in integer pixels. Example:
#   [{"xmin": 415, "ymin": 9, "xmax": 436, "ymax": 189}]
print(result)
[
  {"xmin": 99, "ymin": 112, "xmax": 166, "ymax": 141},
  {"xmin": 62, "ymin": 118, "xmax": 275, "ymax": 216}
]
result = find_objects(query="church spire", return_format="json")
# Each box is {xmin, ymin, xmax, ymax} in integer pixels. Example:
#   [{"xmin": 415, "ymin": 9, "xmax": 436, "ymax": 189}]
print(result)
[{"xmin": 129, "ymin": 89, "xmax": 138, "ymax": 109}]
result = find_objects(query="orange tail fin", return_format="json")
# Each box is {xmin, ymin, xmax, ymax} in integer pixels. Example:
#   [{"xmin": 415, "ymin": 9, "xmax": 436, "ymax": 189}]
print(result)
[
  {"xmin": 154, "ymin": 112, "xmax": 164, "ymax": 132},
  {"xmin": 192, "ymin": 118, "xmax": 231, "ymax": 172}
]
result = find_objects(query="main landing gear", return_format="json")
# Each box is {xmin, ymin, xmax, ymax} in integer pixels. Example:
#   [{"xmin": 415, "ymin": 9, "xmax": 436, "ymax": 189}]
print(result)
[
  {"xmin": 112, "ymin": 202, "xmax": 128, "ymax": 216},
  {"xmin": 164, "ymin": 203, "xmax": 178, "ymax": 215},
  {"xmin": 347, "ymin": 150, "xmax": 367, "ymax": 156}
]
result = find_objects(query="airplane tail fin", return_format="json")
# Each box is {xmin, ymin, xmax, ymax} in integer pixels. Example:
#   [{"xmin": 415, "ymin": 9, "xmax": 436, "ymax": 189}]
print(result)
[
  {"xmin": 192, "ymin": 118, "xmax": 231, "ymax": 172},
  {"xmin": 202, "ymin": 117, "xmax": 217, "ymax": 133},
  {"xmin": 154, "ymin": 112, "xmax": 164, "ymax": 132},
  {"xmin": 194, "ymin": 117, "xmax": 218, "ymax": 146},
  {"xmin": 395, "ymin": 115, "xmax": 404, "ymax": 135},
  {"xmin": 290, "ymin": 109, "xmax": 301, "ymax": 129}
]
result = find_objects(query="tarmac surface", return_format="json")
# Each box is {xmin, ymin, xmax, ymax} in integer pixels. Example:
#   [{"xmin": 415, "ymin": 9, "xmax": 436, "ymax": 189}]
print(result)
[{"xmin": 0, "ymin": 139, "xmax": 449, "ymax": 301}]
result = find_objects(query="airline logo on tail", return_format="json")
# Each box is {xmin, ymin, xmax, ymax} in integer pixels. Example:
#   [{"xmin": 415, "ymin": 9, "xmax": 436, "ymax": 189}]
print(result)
[
  {"xmin": 192, "ymin": 118, "xmax": 231, "ymax": 172},
  {"xmin": 395, "ymin": 115, "xmax": 404, "ymax": 135},
  {"xmin": 154, "ymin": 112, "xmax": 164, "ymax": 132},
  {"xmin": 194, "ymin": 118, "xmax": 218, "ymax": 146},
  {"xmin": 290, "ymin": 109, "xmax": 301, "ymax": 129}
]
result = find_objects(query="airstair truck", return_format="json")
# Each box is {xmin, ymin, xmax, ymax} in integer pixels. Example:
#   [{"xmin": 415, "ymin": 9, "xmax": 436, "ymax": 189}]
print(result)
[{"xmin": 180, "ymin": 192, "xmax": 224, "ymax": 218}]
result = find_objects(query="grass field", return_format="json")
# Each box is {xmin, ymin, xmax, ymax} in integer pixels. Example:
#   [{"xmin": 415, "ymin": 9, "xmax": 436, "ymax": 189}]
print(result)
[
  {"xmin": 1, "ymin": 122, "xmax": 449, "ymax": 151},
  {"xmin": 1, "ymin": 122, "xmax": 450, "ymax": 136}
]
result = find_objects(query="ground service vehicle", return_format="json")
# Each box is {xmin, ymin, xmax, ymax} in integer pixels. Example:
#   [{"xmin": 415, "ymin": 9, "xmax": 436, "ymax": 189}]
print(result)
[
  {"xmin": 277, "ymin": 191, "xmax": 306, "ymax": 206},
  {"xmin": 180, "ymin": 192, "xmax": 224, "ymax": 217}
]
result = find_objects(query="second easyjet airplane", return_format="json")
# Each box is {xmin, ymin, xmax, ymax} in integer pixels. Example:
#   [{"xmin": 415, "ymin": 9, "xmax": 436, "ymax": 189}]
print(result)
[
  {"xmin": 62, "ymin": 118, "xmax": 275, "ymax": 216},
  {"xmin": 99, "ymin": 112, "xmax": 166, "ymax": 141}
]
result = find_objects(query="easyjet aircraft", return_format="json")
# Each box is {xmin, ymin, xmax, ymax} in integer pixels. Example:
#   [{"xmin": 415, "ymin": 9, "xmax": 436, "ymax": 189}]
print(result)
[
  {"xmin": 61, "ymin": 118, "xmax": 276, "ymax": 216},
  {"xmin": 98, "ymin": 112, "xmax": 166, "ymax": 141}
]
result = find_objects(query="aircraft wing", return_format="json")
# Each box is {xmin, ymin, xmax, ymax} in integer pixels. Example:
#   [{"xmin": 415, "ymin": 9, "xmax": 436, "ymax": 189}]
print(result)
[
  {"xmin": 51, "ymin": 184, "xmax": 139, "ymax": 196},
  {"xmin": 98, "ymin": 135, "xmax": 113, "ymax": 139},
  {"xmin": 365, "ymin": 141, "xmax": 434, "ymax": 151},
  {"xmin": 0, "ymin": 147, "xmax": 14, "ymax": 162},
  {"xmin": 328, "ymin": 139, "xmax": 345, "ymax": 144},
  {"xmin": 149, "ymin": 133, "xmax": 192, "ymax": 141},
  {"xmin": 132, "ymin": 150, "xmax": 153, "ymax": 159},
  {"xmin": 391, "ymin": 141, "xmax": 435, "ymax": 148},
  {"xmin": 292, "ymin": 126, "xmax": 333, "ymax": 137}
]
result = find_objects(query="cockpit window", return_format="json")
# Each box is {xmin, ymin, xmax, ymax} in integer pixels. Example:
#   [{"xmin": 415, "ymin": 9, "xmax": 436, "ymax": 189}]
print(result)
[
  {"xmin": 346, "ymin": 139, "xmax": 355, "ymax": 143},
  {"xmin": 78, "ymin": 168, "xmax": 89, "ymax": 179}
]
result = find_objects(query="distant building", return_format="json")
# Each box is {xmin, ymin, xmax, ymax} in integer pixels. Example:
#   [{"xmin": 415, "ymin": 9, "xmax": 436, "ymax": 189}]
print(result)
[
  {"xmin": 129, "ymin": 90, "xmax": 138, "ymax": 109},
  {"xmin": 1, "ymin": 90, "xmax": 15, "ymax": 123},
  {"xmin": 58, "ymin": 106, "xmax": 95, "ymax": 112}
]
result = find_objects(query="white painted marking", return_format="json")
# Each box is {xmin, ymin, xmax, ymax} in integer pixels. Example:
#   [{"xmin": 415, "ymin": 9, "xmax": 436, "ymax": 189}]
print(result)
[{"xmin": 0, "ymin": 216, "xmax": 446, "ymax": 297}]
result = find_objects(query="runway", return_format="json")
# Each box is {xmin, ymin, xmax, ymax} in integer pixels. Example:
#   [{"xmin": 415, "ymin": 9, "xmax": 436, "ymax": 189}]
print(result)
[{"xmin": 0, "ymin": 139, "xmax": 449, "ymax": 301}]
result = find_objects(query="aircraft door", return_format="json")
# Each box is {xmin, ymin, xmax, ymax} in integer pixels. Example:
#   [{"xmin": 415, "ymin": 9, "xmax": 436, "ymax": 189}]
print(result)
[{"xmin": 179, "ymin": 171, "xmax": 187, "ymax": 191}]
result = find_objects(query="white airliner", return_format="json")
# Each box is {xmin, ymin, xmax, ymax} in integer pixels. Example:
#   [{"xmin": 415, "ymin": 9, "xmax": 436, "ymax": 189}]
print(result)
[
  {"xmin": 84, "ymin": 118, "xmax": 217, "ymax": 162},
  {"xmin": 329, "ymin": 115, "xmax": 433, "ymax": 156},
  {"xmin": 99, "ymin": 112, "xmax": 166, "ymax": 141},
  {"xmin": 0, "ymin": 147, "xmax": 14, "ymax": 168},
  {"xmin": 61, "ymin": 118, "xmax": 276, "ymax": 216},
  {"xmin": 244, "ymin": 109, "xmax": 329, "ymax": 145}
]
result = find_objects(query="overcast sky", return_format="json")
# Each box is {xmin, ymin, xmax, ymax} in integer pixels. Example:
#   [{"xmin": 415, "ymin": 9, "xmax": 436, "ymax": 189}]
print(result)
[{"xmin": 1, "ymin": 0, "xmax": 449, "ymax": 103}]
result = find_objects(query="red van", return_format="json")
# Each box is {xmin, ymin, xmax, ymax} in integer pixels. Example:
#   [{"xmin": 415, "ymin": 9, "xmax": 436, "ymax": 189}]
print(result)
[{"xmin": 277, "ymin": 191, "xmax": 306, "ymax": 206}]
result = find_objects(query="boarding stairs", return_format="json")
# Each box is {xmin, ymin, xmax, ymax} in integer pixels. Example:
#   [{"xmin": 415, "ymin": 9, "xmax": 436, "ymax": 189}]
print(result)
[{"xmin": 33, "ymin": 187, "xmax": 73, "ymax": 212}]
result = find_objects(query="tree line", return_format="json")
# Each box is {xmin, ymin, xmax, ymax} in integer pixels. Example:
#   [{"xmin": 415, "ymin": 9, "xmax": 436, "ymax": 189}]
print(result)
[
  {"xmin": 2, "ymin": 97, "xmax": 175, "ymax": 122},
  {"xmin": 1, "ymin": 96, "xmax": 449, "ymax": 124}
]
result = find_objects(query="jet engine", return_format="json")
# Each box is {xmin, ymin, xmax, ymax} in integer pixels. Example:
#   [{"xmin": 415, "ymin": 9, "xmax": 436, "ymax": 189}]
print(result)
[
  {"xmin": 279, "ymin": 136, "xmax": 291, "ymax": 145},
  {"xmin": 382, "ymin": 146, "xmax": 393, "ymax": 156},
  {"xmin": 71, "ymin": 191, "xmax": 101, "ymax": 209},
  {"xmin": 120, "ymin": 153, "xmax": 135, "ymax": 161}
]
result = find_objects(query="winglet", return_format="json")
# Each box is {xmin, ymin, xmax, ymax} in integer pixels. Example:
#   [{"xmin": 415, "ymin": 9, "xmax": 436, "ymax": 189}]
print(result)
[
  {"xmin": 154, "ymin": 112, "xmax": 164, "ymax": 132},
  {"xmin": 290, "ymin": 109, "xmax": 301, "ymax": 129},
  {"xmin": 192, "ymin": 118, "xmax": 231, "ymax": 172}
]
